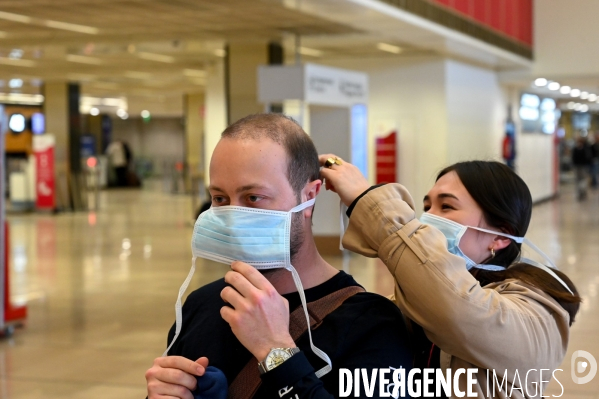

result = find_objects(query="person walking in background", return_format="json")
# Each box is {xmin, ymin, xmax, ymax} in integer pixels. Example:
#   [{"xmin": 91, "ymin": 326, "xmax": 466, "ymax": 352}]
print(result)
[
  {"xmin": 571, "ymin": 136, "xmax": 593, "ymax": 200},
  {"xmin": 106, "ymin": 139, "xmax": 128, "ymax": 187},
  {"xmin": 590, "ymin": 132, "xmax": 599, "ymax": 189}
]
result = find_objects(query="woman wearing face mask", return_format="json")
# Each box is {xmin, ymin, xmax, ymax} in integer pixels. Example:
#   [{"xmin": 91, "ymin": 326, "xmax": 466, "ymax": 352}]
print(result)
[{"xmin": 319, "ymin": 157, "xmax": 580, "ymax": 399}]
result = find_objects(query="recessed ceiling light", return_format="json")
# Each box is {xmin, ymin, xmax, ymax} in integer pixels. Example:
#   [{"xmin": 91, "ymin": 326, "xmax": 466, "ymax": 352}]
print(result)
[
  {"xmin": 570, "ymin": 89, "xmax": 581, "ymax": 97},
  {"xmin": 141, "ymin": 110, "xmax": 150, "ymax": 118},
  {"xmin": 548, "ymin": 82, "xmax": 561, "ymax": 91},
  {"xmin": 9, "ymin": 78, "xmax": 23, "ymax": 88},
  {"xmin": 534, "ymin": 78, "xmax": 548, "ymax": 87},
  {"xmin": 90, "ymin": 107, "xmax": 100, "ymax": 116},
  {"xmin": 567, "ymin": 102, "xmax": 575, "ymax": 109},
  {"xmin": 377, "ymin": 42, "xmax": 402, "ymax": 54},
  {"xmin": 559, "ymin": 85, "xmax": 570, "ymax": 94},
  {"xmin": 588, "ymin": 94, "xmax": 598, "ymax": 102},
  {"xmin": 580, "ymin": 91, "xmax": 589, "ymax": 100},
  {"xmin": 580, "ymin": 104, "xmax": 589, "ymax": 112}
]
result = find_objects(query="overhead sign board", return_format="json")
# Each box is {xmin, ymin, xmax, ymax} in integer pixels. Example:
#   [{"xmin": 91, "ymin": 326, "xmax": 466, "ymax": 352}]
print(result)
[{"xmin": 258, "ymin": 63, "xmax": 368, "ymax": 107}]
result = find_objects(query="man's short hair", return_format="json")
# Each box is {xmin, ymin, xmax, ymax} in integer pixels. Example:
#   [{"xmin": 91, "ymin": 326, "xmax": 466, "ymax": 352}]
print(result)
[{"xmin": 221, "ymin": 113, "xmax": 320, "ymax": 199}]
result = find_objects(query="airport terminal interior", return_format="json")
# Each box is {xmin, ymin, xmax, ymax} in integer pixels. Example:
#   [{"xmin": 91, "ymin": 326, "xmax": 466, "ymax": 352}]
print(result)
[{"xmin": 0, "ymin": 0, "xmax": 599, "ymax": 398}]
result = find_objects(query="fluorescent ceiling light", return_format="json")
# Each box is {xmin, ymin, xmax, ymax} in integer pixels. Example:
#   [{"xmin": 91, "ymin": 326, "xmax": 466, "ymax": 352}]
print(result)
[
  {"xmin": 559, "ymin": 85, "xmax": 570, "ymax": 94},
  {"xmin": 45, "ymin": 20, "xmax": 98, "ymax": 34},
  {"xmin": 298, "ymin": 47, "xmax": 323, "ymax": 57},
  {"xmin": 548, "ymin": 82, "xmax": 560, "ymax": 91},
  {"xmin": 0, "ymin": 57, "xmax": 35, "ymax": 67},
  {"xmin": 184, "ymin": 69, "xmax": 206, "ymax": 78},
  {"xmin": 138, "ymin": 52, "xmax": 175, "ymax": 63},
  {"xmin": 570, "ymin": 89, "xmax": 581, "ymax": 97},
  {"xmin": 0, "ymin": 93, "xmax": 44, "ymax": 104},
  {"xmin": 377, "ymin": 42, "xmax": 402, "ymax": 54},
  {"xmin": 66, "ymin": 54, "xmax": 103, "ymax": 65},
  {"xmin": 534, "ymin": 78, "xmax": 548, "ymax": 87},
  {"xmin": 125, "ymin": 71, "xmax": 152, "ymax": 79},
  {"xmin": 0, "ymin": 11, "xmax": 32, "ymax": 23}
]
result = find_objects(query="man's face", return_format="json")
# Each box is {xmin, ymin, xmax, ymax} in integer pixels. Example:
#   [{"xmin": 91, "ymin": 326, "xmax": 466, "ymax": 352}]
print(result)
[
  {"xmin": 209, "ymin": 137, "xmax": 297, "ymax": 210},
  {"xmin": 209, "ymin": 137, "xmax": 308, "ymax": 260}
]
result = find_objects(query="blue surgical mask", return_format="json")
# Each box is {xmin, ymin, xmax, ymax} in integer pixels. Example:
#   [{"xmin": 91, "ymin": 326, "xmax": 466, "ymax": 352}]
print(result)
[
  {"xmin": 419, "ymin": 213, "xmax": 573, "ymax": 294},
  {"xmin": 164, "ymin": 198, "xmax": 333, "ymax": 378}
]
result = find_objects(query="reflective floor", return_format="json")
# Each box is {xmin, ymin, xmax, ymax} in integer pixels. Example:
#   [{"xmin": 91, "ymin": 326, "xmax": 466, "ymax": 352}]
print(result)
[{"xmin": 0, "ymin": 183, "xmax": 597, "ymax": 398}]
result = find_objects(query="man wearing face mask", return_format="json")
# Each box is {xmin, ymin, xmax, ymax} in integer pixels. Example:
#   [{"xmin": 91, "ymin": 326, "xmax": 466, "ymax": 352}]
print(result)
[{"xmin": 145, "ymin": 114, "xmax": 413, "ymax": 399}]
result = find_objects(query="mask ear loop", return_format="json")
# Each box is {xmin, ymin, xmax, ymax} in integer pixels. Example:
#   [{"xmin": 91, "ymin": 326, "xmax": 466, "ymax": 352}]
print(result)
[
  {"xmin": 286, "ymin": 264, "xmax": 333, "ymax": 378},
  {"xmin": 518, "ymin": 256, "xmax": 574, "ymax": 295},
  {"xmin": 339, "ymin": 201, "xmax": 347, "ymax": 251},
  {"xmin": 163, "ymin": 256, "xmax": 197, "ymax": 356}
]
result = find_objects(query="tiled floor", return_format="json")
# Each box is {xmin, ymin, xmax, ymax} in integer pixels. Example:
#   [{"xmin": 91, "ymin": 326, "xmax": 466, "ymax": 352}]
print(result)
[{"xmin": 0, "ymin": 183, "xmax": 597, "ymax": 398}]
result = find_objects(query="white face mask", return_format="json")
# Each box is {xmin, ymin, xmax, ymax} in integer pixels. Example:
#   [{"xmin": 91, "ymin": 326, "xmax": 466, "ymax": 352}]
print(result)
[
  {"xmin": 420, "ymin": 213, "xmax": 573, "ymax": 294},
  {"xmin": 164, "ymin": 198, "xmax": 333, "ymax": 378}
]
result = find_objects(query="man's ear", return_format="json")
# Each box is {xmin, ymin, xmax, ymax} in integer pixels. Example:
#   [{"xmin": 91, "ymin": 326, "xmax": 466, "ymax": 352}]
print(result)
[{"xmin": 302, "ymin": 179, "xmax": 321, "ymax": 218}]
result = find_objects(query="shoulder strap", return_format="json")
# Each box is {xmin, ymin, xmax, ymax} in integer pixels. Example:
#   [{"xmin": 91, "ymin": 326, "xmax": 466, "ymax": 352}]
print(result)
[{"xmin": 227, "ymin": 285, "xmax": 365, "ymax": 399}]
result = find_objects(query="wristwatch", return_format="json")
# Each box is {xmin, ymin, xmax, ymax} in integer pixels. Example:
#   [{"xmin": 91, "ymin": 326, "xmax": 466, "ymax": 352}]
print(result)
[{"xmin": 258, "ymin": 347, "xmax": 300, "ymax": 374}]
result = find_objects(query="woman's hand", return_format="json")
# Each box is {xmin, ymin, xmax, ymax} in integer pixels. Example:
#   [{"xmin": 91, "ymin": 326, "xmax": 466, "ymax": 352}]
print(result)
[{"xmin": 319, "ymin": 154, "xmax": 371, "ymax": 207}]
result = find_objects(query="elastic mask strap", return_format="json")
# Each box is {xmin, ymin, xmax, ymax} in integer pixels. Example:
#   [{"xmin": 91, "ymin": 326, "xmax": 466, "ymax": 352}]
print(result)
[
  {"xmin": 163, "ymin": 256, "xmax": 197, "ymax": 356},
  {"xmin": 519, "ymin": 257, "xmax": 573, "ymax": 295},
  {"xmin": 469, "ymin": 226, "xmax": 557, "ymax": 269},
  {"xmin": 339, "ymin": 201, "xmax": 347, "ymax": 251},
  {"xmin": 286, "ymin": 264, "xmax": 332, "ymax": 378},
  {"xmin": 289, "ymin": 198, "xmax": 316, "ymax": 213}
]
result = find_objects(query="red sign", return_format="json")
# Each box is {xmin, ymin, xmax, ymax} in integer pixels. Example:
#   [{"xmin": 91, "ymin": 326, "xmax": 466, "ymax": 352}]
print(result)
[
  {"xmin": 33, "ymin": 135, "xmax": 56, "ymax": 210},
  {"xmin": 375, "ymin": 131, "xmax": 397, "ymax": 184}
]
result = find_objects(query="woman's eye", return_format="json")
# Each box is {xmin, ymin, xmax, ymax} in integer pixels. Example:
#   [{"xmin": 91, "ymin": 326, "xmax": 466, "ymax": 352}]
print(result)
[{"xmin": 441, "ymin": 204, "xmax": 454, "ymax": 210}]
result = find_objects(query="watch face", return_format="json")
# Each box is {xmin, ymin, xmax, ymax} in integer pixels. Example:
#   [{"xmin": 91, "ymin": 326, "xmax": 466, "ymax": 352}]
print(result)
[{"xmin": 265, "ymin": 349, "xmax": 290, "ymax": 370}]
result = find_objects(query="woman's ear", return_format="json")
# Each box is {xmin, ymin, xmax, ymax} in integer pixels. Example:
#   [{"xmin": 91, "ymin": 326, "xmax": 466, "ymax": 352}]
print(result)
[{"xmin": 493, "ymin": 235, "xmax": 512, "ymax": 251}]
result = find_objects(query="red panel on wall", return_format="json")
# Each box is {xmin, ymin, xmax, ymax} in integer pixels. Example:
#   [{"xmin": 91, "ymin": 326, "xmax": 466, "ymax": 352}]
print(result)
[
  {"xmin": 431, "ymin": 0, "xmax": 533, "ymax": 46},
  {"xmin": 454, "ymin": 0, "xmax": 470, "ymax": 15}
]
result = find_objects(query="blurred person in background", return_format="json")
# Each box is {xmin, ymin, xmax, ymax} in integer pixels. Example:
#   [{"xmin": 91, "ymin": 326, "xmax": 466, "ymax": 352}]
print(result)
[
  {"xmin": 571, "ymin": 136, "xmax": 593, "ymax": 200},
  {"xmin": 106, "ymin": 139, "xmax": 128, "ymax": 187},
  {"xmin": 590, "ymin": 132, "xmax": 599, "ymax": 189}
]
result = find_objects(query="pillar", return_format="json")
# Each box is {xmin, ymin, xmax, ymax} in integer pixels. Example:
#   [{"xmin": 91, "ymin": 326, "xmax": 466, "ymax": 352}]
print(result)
[{"xmin": 184, "ymin": 92, "xmax": 205, "ymax": 195}]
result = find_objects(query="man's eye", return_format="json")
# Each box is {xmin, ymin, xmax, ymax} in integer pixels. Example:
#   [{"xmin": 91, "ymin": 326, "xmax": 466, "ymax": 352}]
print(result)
[
  {"xmin": 212, "ymin": 196, "xmax": 226, "ymax": 204},
  {"xmin": 248, "ymin": 195, "xmax": 262, "ymax": 203},
  {"xmin": 423, "ymin": 205, "xmax": 430, "ymax": 212}
]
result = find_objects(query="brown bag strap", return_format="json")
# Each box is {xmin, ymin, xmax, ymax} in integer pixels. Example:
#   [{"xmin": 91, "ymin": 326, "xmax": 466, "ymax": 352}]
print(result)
[{"xmin": 227, "ymin": 285, "xmax": 365, "ymax": 399}]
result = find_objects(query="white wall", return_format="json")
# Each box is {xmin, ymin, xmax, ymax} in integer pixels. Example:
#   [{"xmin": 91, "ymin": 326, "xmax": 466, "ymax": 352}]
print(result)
[
  {"xmin": 445, "ymin": 60, "xmax": 504, "ymax": 165},
  {"xmin": 534, "ymin": 0, "xmax": 599, "ymax": 77}
]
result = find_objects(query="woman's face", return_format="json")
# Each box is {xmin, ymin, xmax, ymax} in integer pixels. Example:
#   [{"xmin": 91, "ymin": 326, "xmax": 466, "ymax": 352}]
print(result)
[{"xmin": 423, "ymin": 171, "xmax": 497, "ymax": 264}]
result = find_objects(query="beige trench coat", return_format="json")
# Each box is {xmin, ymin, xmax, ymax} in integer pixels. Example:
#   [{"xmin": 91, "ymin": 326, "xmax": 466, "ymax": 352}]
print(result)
[{"xmin": 342, "ymin": 184, "xmax": 570, "ymax": 399}]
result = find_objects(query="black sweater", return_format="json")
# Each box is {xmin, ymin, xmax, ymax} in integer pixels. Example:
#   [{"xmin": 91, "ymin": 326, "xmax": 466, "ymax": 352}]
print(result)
[{"xmin": 166, "ymin": 271, "xmax": 413, "ymax": 398}]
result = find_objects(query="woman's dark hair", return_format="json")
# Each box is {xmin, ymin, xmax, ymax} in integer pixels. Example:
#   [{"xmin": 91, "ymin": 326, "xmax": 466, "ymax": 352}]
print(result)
[{"xmin": 438, "ymin": 161, "xmax": 581, "ymax": 325}]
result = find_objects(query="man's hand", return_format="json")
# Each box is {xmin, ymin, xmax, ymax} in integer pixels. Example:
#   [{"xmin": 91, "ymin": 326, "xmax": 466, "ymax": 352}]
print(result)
[
  {"xmin": 220, "ymin": 261, "xmax": 296, "ymax": 361},
  {"xmin": 146, "ymin": 356, "xmax": 208, "ymax": 399}
]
